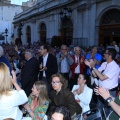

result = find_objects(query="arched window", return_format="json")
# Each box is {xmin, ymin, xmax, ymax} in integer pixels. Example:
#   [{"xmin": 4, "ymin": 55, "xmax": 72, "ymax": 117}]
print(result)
[
  {"xmin": 100, "ymin": 9, "xmax": 120, "ymax": 25},
  {"xmin": 61, "ymin": 18, "xmax": 73, "ymax": 46},
  {"xmin": 26, "ymin": 26, "xmax": 31, "ymax": 44},
  {"xmin": 99, "ymin": 9, "xmax": 120, "ymax": 45},
  {"xmin": 40, "ymin": 23, "xmax": 46, "ymax": 43}
]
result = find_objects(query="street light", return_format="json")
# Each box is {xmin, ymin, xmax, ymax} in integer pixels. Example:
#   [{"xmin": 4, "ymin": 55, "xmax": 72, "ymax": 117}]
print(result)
[
  {"xmin": 59, "ymin": 7, "xmax": 72, "ymax": 45},
  {"xmin": 5, "ymin": 28, "xmax": 8, "ymax": 43},
  {"xmin": 18, "ymin": 22, "xmax": 23, "ymax": 45}
]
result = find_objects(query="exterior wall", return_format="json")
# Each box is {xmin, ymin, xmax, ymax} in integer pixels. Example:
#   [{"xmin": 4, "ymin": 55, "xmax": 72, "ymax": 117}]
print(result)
[
  {"xmin": 0, "ymin": 4, "xmax": 23, "ymax": 43},
  {"xmin": 13, "ymin": 0, "xmax": 120, "ymax": 47}
]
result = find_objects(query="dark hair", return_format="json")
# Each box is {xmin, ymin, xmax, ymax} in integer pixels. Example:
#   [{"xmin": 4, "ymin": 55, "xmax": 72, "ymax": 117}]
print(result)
[
  {"xmin": 79, "ymin": 74, "xmax": 91, "ymax": 87},
  {"xmin": 107, "ymin": 48, "xmax": 116, "ymax": 60},
  {"xmin": 49, "ymin": 105, "xmax": 71, "ymax": 120},
  {"xmin": 81, "ymin": 74, "xmax": 89, "ymax": 80},
  {"xmin": 41, "ymin": 44, "xmax": 49, "ymax": 52},
  {"xmin": 92, "ymin": 45, "xmax": 97, "ymax": 49},
  {"xmin": 51, "ymin": 73, "xmax": 68, "ymax": 89}
]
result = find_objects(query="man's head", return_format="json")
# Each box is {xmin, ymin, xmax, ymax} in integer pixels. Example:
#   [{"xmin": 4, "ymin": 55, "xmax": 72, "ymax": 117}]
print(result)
[
  {"xmin": 104, "ymin": 48, "xmax": 117, "ymax": 61},
  {"xmin": 24, "ymin": 49, "xmax": 34, "ymax": 60},
  {"xmin": 74, "ymin": 46, "xmax": 81, "ymax": 56},
  {"xmin": 91, "ymin": 46, "xmax": 97, "ymax": 54},
  {"xmin": 60, "ymin": 45, "xmax": 68, "ymax": 55},
  {"xmin": 40, "ymin": 44, "xmax": 48, "ymax": 56}
]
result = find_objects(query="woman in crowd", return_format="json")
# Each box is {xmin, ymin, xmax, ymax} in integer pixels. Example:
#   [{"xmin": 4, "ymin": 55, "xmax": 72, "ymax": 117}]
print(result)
[
  {"xmin": 49, "ymin": 73, "xmax": 82, "ymax": 119},
  {"xmin": 23, "ymin": 81, "xmax": 49, "ymax": 120},
  {"xmin": 0, "ymin": 62, "xmax": 28, "ymax": 120},
  {"xmin": 72, "ymin": 74, "xmax": 93, "ymax": 113},
  {"xmin": 95, "ymin": 87, "xmax": 120, "ymax": 120},
  {"xmin": 49, "ymin": 105, "xmax": 71, "ymax": 120}
]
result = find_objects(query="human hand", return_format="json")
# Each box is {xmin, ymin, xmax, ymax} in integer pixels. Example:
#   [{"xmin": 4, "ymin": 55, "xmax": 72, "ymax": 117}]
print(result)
[
  {"xmin": 73, "ymin": 89, "xmax": 78, "ymax": 95},
  {"xmin": 98, "ymin": 87, "xmax": 111, "ymax": 100},
  {"xmin": 14, "ymin": 45, "xmax": 18, "ymax": 52},
  {"xmin": 64, "ymin": 51, "xmax": 68, "ymax": 57},
  {"xmin": 39, "ymin": 66, "xmax": 47, "ymax": 71},
  {"xmin": 90, "ymin": 59, "xmax": 96, "ymax": 68},
  {"xmin": 11, "ymin": 70, "xmax": 17, "ymax": 84},
  {"xmin": 84, "ymin": 59, "xmax": 90, "ymax": 67},
  {"xmin": 80, "ymin": 57, "xmax": 84, "ymax": 63},
  {"xmin": 39, "ymin": 63, "xmax": 43, "ymax": 69}
]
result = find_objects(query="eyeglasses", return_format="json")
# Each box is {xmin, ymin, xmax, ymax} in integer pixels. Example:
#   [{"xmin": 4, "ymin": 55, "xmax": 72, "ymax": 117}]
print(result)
[
  {"xmin": 62, "ymin": 48, "xmax": 67, "ymax": 50},
  {"xmin": 51, "ymin": 81, "xmax": 60, "ymax": 85},
  {"xmin": 40, "ymin": 48, "xmax": 44, "ymax": 51},
  {"xmin": 104, "ymin": 52, "xmax": 108, "ymax": 54}
]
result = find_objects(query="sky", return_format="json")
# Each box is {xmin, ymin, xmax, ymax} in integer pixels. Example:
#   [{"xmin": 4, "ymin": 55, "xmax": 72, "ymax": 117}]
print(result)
[{"xmin": 11, "ymin": 0, "xmax": 29, "ymax": 5}]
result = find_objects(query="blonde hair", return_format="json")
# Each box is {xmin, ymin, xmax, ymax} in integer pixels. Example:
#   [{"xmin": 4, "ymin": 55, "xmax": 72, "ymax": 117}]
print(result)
[
  {"xmin": 31, "ymin": 81, "xmax": 49, "ymax": 103},
  {"xmin": 0, "ymin": 62, "xmax": 12, "ymax": 96}
]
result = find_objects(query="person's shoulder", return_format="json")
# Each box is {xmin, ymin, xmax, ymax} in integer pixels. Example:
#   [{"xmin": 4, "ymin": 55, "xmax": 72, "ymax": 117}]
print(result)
[
  {"xmin": 48, "ymin": 53, "xmax": 55, "ymax": 58},
  {"xmin": 112, "ymin": 60, "xmax": 119, "ymax": 68},
  {"xmin": 72, "ymin": 85, "xmax": 79, "ymax": 89},
  {"xmin": 50, "ymin": 90, "xmax": 56, "ymax": 95},
  {"xmin": 85, "ymin": 85, "xmax": 93, "ymax": 92},
  {"xmin": 62, "ymin": 88, "xmax": 72, "ymax": 95}
]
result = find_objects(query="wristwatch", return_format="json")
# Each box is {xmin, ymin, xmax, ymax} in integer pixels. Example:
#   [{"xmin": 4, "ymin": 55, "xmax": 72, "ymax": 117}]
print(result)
[{"xmin": 106, "ymin": 97, "xmax": 113, "ymax": 103}]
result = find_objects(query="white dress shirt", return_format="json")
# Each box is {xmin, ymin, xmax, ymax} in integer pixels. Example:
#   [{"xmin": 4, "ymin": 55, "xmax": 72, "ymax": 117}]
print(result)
[
  {"xmin": 98, "ymin": 60, "xmax": 120, "ymax": 89},
  {"xmin": 74, "ymin": 55, "xmax": 80, "ymax": 73},
  {"xmin": 43, "ymin": 53, "xmax": 48, "ymax": 77}
]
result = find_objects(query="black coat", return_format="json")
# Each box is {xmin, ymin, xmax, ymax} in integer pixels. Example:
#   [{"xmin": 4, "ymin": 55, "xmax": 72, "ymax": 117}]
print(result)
[
  {"xmin": 21, "ymin": 57, "xmax": 39, "ymax": 96},
  {"xmin": 39, "ymin": 53, "xmax": 58, "ymax": 81},
  {"xmin": 49, "ymin": 88, "xmax": 82, "ymax": 116}
]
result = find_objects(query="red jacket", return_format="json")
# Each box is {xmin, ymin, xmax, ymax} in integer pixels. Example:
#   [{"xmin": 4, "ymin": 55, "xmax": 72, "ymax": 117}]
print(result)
[{"xmin": 70, "ymin": 55, "xmax": 86, "ymax": 79}]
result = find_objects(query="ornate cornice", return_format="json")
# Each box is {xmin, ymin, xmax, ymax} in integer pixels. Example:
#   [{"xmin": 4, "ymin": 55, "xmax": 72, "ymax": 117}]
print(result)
[{"xmin": 13, "ymin": 0, "xmax": 74, "ymax": 24}]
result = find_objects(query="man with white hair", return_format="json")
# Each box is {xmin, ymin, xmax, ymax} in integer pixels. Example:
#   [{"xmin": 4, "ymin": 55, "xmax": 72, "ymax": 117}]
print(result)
[
  {"xmin": 0, "ymin": 46, "xmax": 12, "ymax": 72},
  {"xmin": 16, "ymin": 48, "xmax": 39, "ymax": 96}
]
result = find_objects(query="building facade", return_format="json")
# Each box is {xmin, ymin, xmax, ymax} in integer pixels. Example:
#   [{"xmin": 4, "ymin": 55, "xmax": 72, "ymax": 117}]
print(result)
[
  {"xmin": 13, "ymin": 0, "xmax": 120, "ymax": 47},
  {"xmin": 0, "ymin": 2, "xmax": 24, "ymax": 43},
  {"xmin": 0, "ymin": 0, "xmax": 11, "ymax": 4}
]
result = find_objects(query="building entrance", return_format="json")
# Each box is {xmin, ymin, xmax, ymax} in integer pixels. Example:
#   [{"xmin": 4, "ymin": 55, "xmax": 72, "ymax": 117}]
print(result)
[{"xmin": 99, "ymin": 9, "xmax": 120, "ymax": 46}]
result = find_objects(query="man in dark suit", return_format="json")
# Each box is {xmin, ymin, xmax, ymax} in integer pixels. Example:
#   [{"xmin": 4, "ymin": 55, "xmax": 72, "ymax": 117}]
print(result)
[
  {"xmin": 21, "ymin": 49, "xmax": 39, "ymax": 96},
  {"xmin": 39, "ymin": 44, "xmax": 58, "ymax": 90}
]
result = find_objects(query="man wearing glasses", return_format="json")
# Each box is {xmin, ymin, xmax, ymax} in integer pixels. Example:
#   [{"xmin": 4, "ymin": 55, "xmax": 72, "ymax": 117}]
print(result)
[
  {"xmin": 85, "ymin": 48, "xmax": 120, "ymax": 115},
  {"xmin": 56, "ymin": 44, "xmax": 73, "ymax": 82}
]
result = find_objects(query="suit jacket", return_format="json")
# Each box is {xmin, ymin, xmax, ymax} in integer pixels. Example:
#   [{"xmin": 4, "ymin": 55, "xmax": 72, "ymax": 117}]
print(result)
[
  {"xmin": 21, "ymin": 57, "xmax": 39, "ymax": 96},
  {"xmin": 70, "ymin": 55, "xmax": 86, "ymax": 79},
  {"xmin": 39, "ymin": 53, "xmax": 58, "ymax": 80}
]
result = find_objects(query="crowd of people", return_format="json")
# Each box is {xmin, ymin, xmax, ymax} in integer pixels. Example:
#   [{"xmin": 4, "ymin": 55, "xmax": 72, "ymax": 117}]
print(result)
[{"xmin": 0, "ymin": 41, "xmax": 119, "ymax": 120}]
